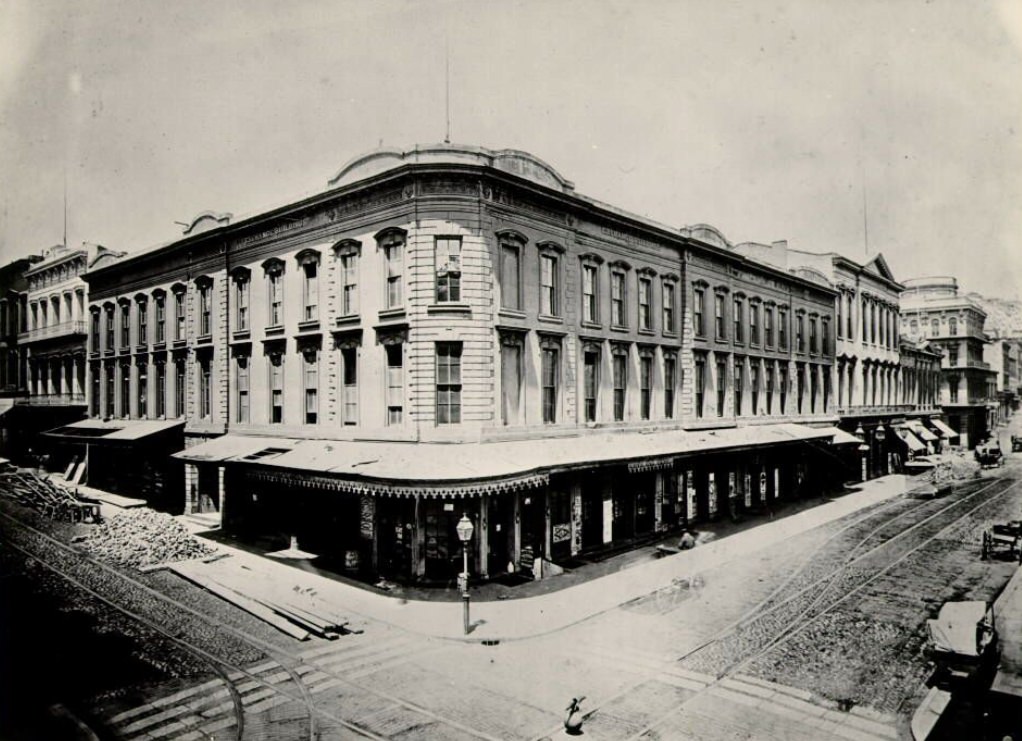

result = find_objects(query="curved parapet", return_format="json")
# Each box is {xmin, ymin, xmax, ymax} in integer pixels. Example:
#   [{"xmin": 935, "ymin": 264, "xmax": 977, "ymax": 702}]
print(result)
[
  {"xmin": 902, "ymin": 276, "xmax": 959, "ymax": 297},
  {"xmin": 182, "ymin": 211, "xmax": 233, "ymax": 236},
  {"xmin": 326, "ymin": 143, "xmax": 575, "ymax": 192},
  {"xmin": 790, "ymin": 266, "xmax": 834, "ymax": 288},
  {"xmin": 680, "ymin": 223, "xmax": 732, "ymax": 250}
]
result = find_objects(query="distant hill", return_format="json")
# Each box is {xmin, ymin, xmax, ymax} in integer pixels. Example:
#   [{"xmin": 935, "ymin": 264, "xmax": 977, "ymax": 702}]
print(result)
[{"xmin": 965, "ymin": 293, "xmax": 1022, "ymax": 336}]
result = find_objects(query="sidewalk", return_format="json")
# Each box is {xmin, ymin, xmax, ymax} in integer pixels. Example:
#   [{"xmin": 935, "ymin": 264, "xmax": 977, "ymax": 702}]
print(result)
[{"xmin": 178, "ymin": 474, "xmax": 913, "ymax": 642}]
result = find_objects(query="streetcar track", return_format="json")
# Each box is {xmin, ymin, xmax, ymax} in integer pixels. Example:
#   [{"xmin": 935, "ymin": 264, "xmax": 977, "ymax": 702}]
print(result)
[
  {"xmin": 0, "ymin": 508, "xmax": 501, "ymax": 740},
  {"xmin": 533, "ymin": 475, "xmax": 1017, "ymax": 741}
]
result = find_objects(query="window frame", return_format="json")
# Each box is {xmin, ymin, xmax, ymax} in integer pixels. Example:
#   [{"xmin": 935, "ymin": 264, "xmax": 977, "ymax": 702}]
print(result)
[
  {"xmin": 296, "ymin": 249, "xmax": 321, "ymax": 324},
  {"xmin": 497, "ymin": 231, "xmax": 527, "ymax": 313},
  {"xmin": 333, "ymin": 240, "xmax": 362, "ymax": 318},
  {"xmin": 611, "ymin": 345, "xmax": 628, "ymax": 421},
  {"xmin": 376, "ymin": 228, "xmax": 406, "ymax": 310},
  {"xmin": 537, "ymin": 242, "xmax": 565, "ymax": 318},
  {"xmin": 434, "ymin": 235, "xmax": 462, "ymax": 304},
  {"xmin": 435, "ymin": 341, "xmax": 463, "ymax": 425}
]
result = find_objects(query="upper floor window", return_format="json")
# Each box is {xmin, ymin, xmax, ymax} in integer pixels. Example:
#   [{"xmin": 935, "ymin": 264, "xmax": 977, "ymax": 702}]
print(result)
[
  {"xmin": 120, "ymin": 301, "xmax": 130, "ymax": 347},
  {"xmin": 662, "ymin": 280, "xmax": 676, "ymax": 335},
  {"xmin": 809, "ymin": 317, "xmax": 818, "ymax": 354},
  {"xmin": 663, "ymin": 353, "xmax": 676, "ymax": 419},
  {"xmin": 846, "ymin": 294, "xmax": 854, "ymax": 339},
  {"xmin": 612, "ymin": 347, "xmax": 627, "ymax": 421},
  {"xmin": 749, "ymin": 303, "xmax": 760, "ymax": 345},
  {"xmin": 541, "ymin": 343, "xmax": 559, "ymax": 423},
  {"xmin": 583, "ymin": 346, "xmax": 599, "ymax": 423},
  {"xmin": 796, "ymin": 314, "xmax": 805, "ymax": 353},
  {"xmin": 385, "ymin": 342, "xmax": 404, "ymax": 425},
  {"xmin": 822, "ymin": 318, "xmax": 830, "ymax": 354},
  {"xmin": 715, "ymin": 293, "xmax": 727, "ymax": 340},
  {"xmin": 105, "ymin": 305, "xmax": 115, "ymax": 350},
  {"xmin": 198, "ymin": 355, "xmax": 212, "ymax": 420},
  {"xmin": 948, "ymin": 317, "xmax": 958, "ymax": 335},
  {"xmin": 910, "ymin": 319, "xmax": 918, "ymax": 335},
  {"xmin": 948, "ymin": 345, "xmax": 959, "ymax": 366},
  {"xmin": 263, "ymin": 259, "xmax": 285, "ymax": 327},
  {"xmin": 235, "ymin": 355, "xmax": 250, "ymax": 424},
  {"xmin": 778, "ymin": 309, "xmax": 788, "ymax": 349},
  {"xmin": 639, "ymin": 354, "xmax": 653, "ymax": 420},
  {"xmin": 862, "ymin": 297, "xmax": 869, "ymax": 339},
  {"xmin": 436, "ymin": 342, "xmax": 462, "ymax": 425},
  {"xmin": 268, "ymin": 353, "xmax": 284, "ymax": 423},
  {"xmin": 764, "ymin": 306, "xmax": 774, "ymax": 347},
  {"xmin": 498, "ymin": 231, "xmax": 525, "ymax": 312},
  {"xmin": 434, "ymin": 236, "xmax": 462, "ymax": 303},
  {"xmin": 716, "ymin": 357, "xmax": 727, "ymax": 417},
  {"xmin": 377, "ymin": 228, "xmax": 406, "ymax": 310},
  {"xmin": 196, "ymin": 278, "xmax": 213, "ymax": 337},
  {"xmin": 931, "ymin": 318, "xmax": 940, "ymax": 337},
  {"xmin": 304, "ymin": 347, "xmax": 321, "ymax": 424},
  {"xmin": 329, "ymin": 240, "xmax": 362, "ymax": 317},
  {"xmin": 231, "ymin": 269, "xmax": 250, "ymax": 331},
  {"xmin": 173, "ymin": 286, "xmax": 187, "ymax": 341},
  {"xmin": 90, "ymin": 310, "xmax": 100, "ymax": 352},
  {"xmin": 582, "ymin": 264, "xmax": 599, "ymax": 324},
  {"xmin": 693, "ymin": 286, "xmax": 706, "ymax": 338},
  {"xmin": 340, "ymin": 345, "xmax": 358, "ymax": 426},
  {"xmin": 297, "ymin": 250, "xmax": 320, "ymax": 322},
  {"xmin": 836, "ymin": 296, "xmax": 843, "ymax": 339},
  {"xmin": 538, "ymin": 244, "xmax": 564, "ymax": 317},
  {"xmin": 136, "ymin": 298, "xmax": 148, "ymax": 345},
  {"xmin": 638, "ymin": 277, "xmax": 652, "ymax": 331},
  {"xmin": 694, "ymin": 353, "xmax": 706, "ymax": 418},
  {"xmin": 611, "ymin": 271, "xmax": 627, "ymax": 327},
  {"xmin": 733, "ymin": 296, "xmax": 744, "ymax": 344},
  {"xmin": 154, "ymin": 293, "xmax": 166, "ymax": 343}
]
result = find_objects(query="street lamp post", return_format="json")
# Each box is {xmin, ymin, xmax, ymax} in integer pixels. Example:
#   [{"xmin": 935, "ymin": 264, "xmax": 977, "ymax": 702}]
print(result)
[
  {"xmin": 855, "ymin": 424, "xmax": 869, "ymax": 482},
  {"xmin": 456, "ymin": 513, "xmax": 475, "ymax": 635},
  {"xmin": 874, "ymin": 424, "xmax": 887, "ymax": 475}
]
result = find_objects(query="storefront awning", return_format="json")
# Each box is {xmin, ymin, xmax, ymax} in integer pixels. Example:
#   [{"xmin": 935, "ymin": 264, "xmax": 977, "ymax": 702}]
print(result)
[
  {"xmin": 181, "ymin": 423, "xmax": 832, "ymax": 497},
  {"xmin": 818, "ymin": 426, "xmax": 862, "ymax": 446},
  {"xmin": 43, "ymin": 418, "xmax": 184, "ymax": 443},
  {"xmin": 906, "ymin": 420, "xmax": 939, "ymax": 442},
  {"xmin": 897, "ymin": 428, "xmax": 927, "ymax": 452},
  {"xmin": 173, "ymin": 435, "xmax": 296, "ymax": 463},
  {"xmin": 0, "ymin": 399, "xmax": 15, "ymax": 418},
  {"xmin": 929, "ymin": 419, "xmax": 959, "ymax": 439}
]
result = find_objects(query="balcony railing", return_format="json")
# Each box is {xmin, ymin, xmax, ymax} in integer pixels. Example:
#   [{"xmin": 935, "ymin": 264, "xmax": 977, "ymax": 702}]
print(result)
[
  {"xmin": 835, "ymin": 404, "xmax": 915, "ymax": 416},
  {"xmin": 18, "ymin": 321, "xmax": 87, "ymax": 344},
  {"xmin": 16, "ymin": 392, "xmax": 87, "ymax": 406}
]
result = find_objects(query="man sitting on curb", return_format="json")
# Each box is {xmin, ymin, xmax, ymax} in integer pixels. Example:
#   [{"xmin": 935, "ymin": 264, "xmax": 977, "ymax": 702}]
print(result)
[{"xmin": 678, "ymin": 529, "xmax": 696, "ymax": 550}]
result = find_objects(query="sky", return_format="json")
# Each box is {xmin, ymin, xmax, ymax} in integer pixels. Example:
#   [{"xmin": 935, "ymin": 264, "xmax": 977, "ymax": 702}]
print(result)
[{"xmin": 1, "ymin": 0, "xmax": 1020, "ymax": 297}]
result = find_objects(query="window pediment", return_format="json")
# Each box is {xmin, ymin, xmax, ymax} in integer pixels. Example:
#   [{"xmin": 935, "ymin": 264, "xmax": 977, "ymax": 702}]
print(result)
[
  {"xmin": 134, "ymin": 293, "xmax": 148, "ymax": 304},
  {"xmin": 713, "ymin": 285, "xmax": 730, "ymax": 295},
  {"xmin": 536, "ymin": 240, "xmax": 565, "ymax": 255},
  {"xmin": 579, "ymin": 251, "xmax": 604, "ymax": 265},
  {"xmin": 152, "ymin": 288, "xmax": 166, "ymax": 300},
  {"xmin": 609, "ymin": 259, "xmax": 631, "ymax": 271},
  {"xmin": 229, "ymin": 266, "xmax": 251, "ymax": 282},
  {"xmin": 636, "ymin": 266, "xmax": 657, "ymax": 278},
  {"xmin": 262, "ymin": 258, "xmax": 285, "ymax": 276},
  {"xmin": 692, "ymin": 278, "xmax": 710, "ymax": 289},
  {"xmin": 375, "ymin": 226, "xmax": 407, "ymax": 247},
  {"xmin": 295, "ymin": 248, "xmax": 321, "ymax": 266},
  {"xmin": 496, "ymin": 229, "xmax": 528, "ymax": 246},
  {"xmin": 194, "ymin": 275, "xmax": 213, "ymax": 289},
  {"xmin": 170, "ymin": 282, "xmax": 187, "ymax": 295},
  {"xmin": 662, "ymin": 272, "xmax": 680, "ymax": 283},
  {"xmin": 610, "ymin": 341, "xmax": 630, "ymax": 356},
  {"xmin": 332, "ymin": 239, "xmax": 362, "ymax": 257}
]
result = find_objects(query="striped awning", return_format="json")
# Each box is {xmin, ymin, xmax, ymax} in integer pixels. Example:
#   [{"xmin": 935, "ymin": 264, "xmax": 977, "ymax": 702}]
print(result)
[
  {"xmin": 929, "ymin": 419, "xmax": 958, "ymax": 439},
  {"xmin": 897, "ymin": 429, "xmax": 926, "ymax": 452},
  {"xmin": 247, "ymin": 467, "xmax": 549, "ymax": 499}
]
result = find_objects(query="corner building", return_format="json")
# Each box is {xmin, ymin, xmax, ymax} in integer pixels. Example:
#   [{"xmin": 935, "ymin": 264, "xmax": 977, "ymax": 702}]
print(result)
[{"xmin": 83, "ymin": 144, "xmax": 841, "ymax": 583}]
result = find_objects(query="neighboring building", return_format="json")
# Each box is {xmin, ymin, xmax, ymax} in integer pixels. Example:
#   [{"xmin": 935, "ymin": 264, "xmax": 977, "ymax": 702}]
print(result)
[
  {"xmin": 732, "ymin": 244, "xmax": 947, "ymax": 478},
  {"xmin": 900, "ymin": 277, "xmax": 998, "ymax": 448},
  {"xmin": 0, "ymin": 253, "xmax": 44, "ymax": 458},
  {"xmin": 987, "ymin": 331, "xmax": 1020, "ymax": 424},
  {"xmin": 77, "ymin": 143, "xmax": 843, "ymax": 583},
  {"xmin": 15, "ymin": 244, "xmax": 124, "ymax": 463}
]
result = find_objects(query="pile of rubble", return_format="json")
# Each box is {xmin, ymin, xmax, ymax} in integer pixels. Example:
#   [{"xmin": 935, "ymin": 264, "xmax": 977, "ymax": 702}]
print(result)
[
  {"xmin": 79, "ymin": 509, "xmax": 217, "ymax": 569},
  {"xmin": 928, "ymin": 454, "xmax": 980, "ymax": 487}
]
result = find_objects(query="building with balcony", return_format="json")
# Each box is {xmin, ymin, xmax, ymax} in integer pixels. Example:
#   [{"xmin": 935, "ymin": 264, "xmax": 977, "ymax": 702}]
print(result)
[
  {"xmin": 73, "ymin": 143, "xmax": 845, "ymax": 584},
  {"xmin": 900, "ymin": 277, "xmax": 998, "ymax": 447},
  {"xmin": 0, "ymin": 253, "xmax": 44, "ymax": 458},
  {"xmin": 16, "ymin": 243, "xmax": 125, "ymax": 462}
]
